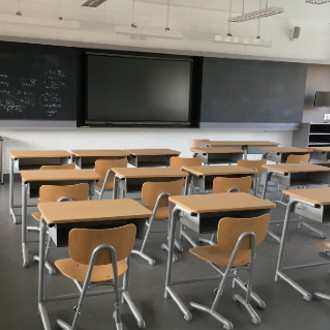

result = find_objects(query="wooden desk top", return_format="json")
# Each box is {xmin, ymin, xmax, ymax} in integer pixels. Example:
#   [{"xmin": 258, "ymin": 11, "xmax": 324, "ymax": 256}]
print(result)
[
  {"xmin": 70, "ymin": 149, "xmax": 129, "ymax": 157},
  {"xmin": 192, "ymin": 147, "xmax": 245, "ymax": 154},
  {"xmin": 181, "ymin": 165, "xmax": 255, "ymax": 176},
  {"xmin": 283, "ymin": 188, "xmax": 330, "ymax": 206},
  {"xmin": 308, "ymin": 147, "xmax": 330, "ymax": 152},
  {"xmin": 204, "ymin": 141, "xmax": 279, "ymax": 147},
  {"xmin": 38, "ymin": 199, "xmax": 152, "ymax": 225},
  {"xmin": 20, "ymin": 169, "xmax": 100, "ymax": 182},
  {"xmin": 263, "ymin": 163, "xmax": 330, "ymax": 173},
  {"xmin": 261, "ymin": 147, "xmax": 311, "ymax": 154},
  {"xmin": 9, "ymin": 150, "xmax": 71, "ymax": 159},
  {"xmin": 125, "ymin": 149, "xmax": 181, "ymax": 156},
  {"xmin": 112, "ymin": 167, "xmax": 187, "ymax": 179},
  {"xmin": 169, "ymin": 192, "xmax": 275, "ymax": 214}
]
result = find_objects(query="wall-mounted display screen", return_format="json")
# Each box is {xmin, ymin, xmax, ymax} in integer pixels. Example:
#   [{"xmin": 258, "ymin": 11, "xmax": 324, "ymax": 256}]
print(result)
[{"xmin": 83, "ymin": 53, "xmax": 193, "ymax": 127}]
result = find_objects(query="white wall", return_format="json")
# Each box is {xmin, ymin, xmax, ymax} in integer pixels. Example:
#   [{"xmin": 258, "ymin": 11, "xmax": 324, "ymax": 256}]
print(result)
[{"xmin": 1, "ymin": 127, "xmax": 291, "ymax": 174}]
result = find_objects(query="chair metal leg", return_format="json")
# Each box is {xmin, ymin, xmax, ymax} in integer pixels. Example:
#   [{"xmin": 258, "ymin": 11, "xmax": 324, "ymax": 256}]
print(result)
[{"xmin": 300, "ymin": 221, "xmax": 327, "ymax": 239}]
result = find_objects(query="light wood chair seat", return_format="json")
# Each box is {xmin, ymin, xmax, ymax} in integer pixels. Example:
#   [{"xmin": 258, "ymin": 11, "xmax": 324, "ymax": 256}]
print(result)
[
  {"xmin": 286, "ymin": 153, "xmax": 310, "ymax": 163},
  {"xmin": 40, "ymin": 163, "xmax": 76, "ymax": 170},
  {"xmin": 55, "ymin": 259, "xmax": 128, "ymax": 283},
  {"xmin": 190, "ymin": 245, "xmax": 251, "ymax": 268},
  {"xmin": 317, "ymin": 240, "xmax": 330, "ymax": 252}
]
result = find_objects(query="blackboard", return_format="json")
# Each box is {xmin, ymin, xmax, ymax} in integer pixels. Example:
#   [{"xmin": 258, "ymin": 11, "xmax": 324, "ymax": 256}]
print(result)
[
  {"xmin": 0, "ymin": 42, "xmax": 77, "ymax": 121},
  {"xmin": 200, "ymin": 58, "xmax": 307, "ymax": 124}
]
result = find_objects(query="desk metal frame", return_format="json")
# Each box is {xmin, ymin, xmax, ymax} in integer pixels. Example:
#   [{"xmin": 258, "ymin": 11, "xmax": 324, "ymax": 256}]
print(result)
[
  {"xmin": 262, "ymin": 147, "xmax": 311, "ymax": 163},
  {"xmin": 20, "ymin": 170, "xmax": 98, "ymax": 268},
  {"xmin": 112, "ymin": 168, "xmax": 187, "ymax": 199},
  {"xmin": 125, "ymin": 149, "xmax": 180, "ymax": 167},
  {"xmin": 192, "ymin": 147, "xmax": 244, "ymax": 165},
  {"xmin": 164, "ymin": 193, "xmax": 275, "ymax": 321},
  {"xmin": 70, "ymin": 149, "xmax": 129, "ymax": 168},
  {"xmin": 9, "ymin": 151, "xmax": 71, "ymax": 224},
  {"xmin": 275, "ymin": 192, "xmax": 330, "ymax": 301}
]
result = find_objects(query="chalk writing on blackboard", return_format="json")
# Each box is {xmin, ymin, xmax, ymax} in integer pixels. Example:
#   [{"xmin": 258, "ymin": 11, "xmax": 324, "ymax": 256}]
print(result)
[{"xmin": 0, "ymin": 69, "xmax": 67, "ymax": 118}]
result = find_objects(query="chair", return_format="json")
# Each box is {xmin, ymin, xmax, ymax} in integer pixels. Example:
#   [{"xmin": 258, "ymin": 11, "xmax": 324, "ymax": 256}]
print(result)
[
  {"xmin": 55, "ymin": 224, "xmax": 137, "ymax": 330},
  {"xmin": 195, "ymin": 176, "xmax": 253, "ymax": 246},
  {"xmin": 32, "ymin": 183, "xmax": 90, "ymax": 274},
  {"xmin": 189, "ymin": 139, "xmax": 210, "ymax": 152},
  {"xmin": 94, "ymin": 158, "xmax": 128, "ymax": 199},
  {"xmin": 132, "ymin": 179, "xmax": 185, "ymax": 265},
  {"xmin": 286, "ymin": 153, "xmax": 310, "ymax": 163},
  {"xmin": 39, "ymin": 163, "xmax": 76, "ymax": 170},
  {"xmin": 189, "ymin": 214, "xmax": 270, "ymax": 330},
  {"xmin": 213, "ymin": 176, "xmax": 253, "ymax": 193},
  {"xmin": 169, "ymin": 156, "xmax": 202, "ymax": 169},
  {"xmin": 317, "ymin": 240, "xmax": 330, "ymax": 255},
  {"xmin": 237, "ymin": 159, "xmax": 267, "ymax": 195},
  {"xmin": 170, "ymin": 156, "xmax": 202, "ymax": 194}
]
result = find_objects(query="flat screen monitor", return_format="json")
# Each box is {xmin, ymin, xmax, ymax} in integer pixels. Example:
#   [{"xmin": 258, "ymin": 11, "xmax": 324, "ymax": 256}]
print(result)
[{"xmin": 83, "ymin": 53, "xmax": 193, "ymax": 127}]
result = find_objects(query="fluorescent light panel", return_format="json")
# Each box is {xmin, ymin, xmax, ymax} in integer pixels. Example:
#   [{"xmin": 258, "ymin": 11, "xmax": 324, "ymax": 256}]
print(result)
[
  {"xmin": 115, "ymin": 25, "xmax": 183, "ymax": 39},
  {"xmin": 214, "ymin": 34, "xmax": 272, "ymax": 47},
  {"xmin": 0, "ymin": 14, "xmax": 80, "ymax": 29},
  {"xmin": 228, "ymin": 7, "xmax": 284, "ymax": 23},
  {"xmin": 305, "ymin": 0, "xmax": 330, "ymax": 3},
  {"xmin": 81, "ymin": 0, "xmax": 107, "ymax": 7}
]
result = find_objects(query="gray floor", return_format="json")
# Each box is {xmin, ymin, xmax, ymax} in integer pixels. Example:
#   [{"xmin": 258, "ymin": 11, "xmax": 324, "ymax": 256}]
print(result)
[{"xmin": 1, "ymin": 178, "xmax": 330, "ymax": 330}]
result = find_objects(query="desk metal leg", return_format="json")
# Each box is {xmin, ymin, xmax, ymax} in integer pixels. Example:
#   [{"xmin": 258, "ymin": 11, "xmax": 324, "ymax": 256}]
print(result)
[
  {"xmin": 113, "ymin": 176, "xmax": 119, "ymax": 199},
  {"xmin": 9, "ymin": 159, "xmax": 19, "ymax": 224},
  {"xmin": 22, "ymin": 182, "xmax": 29, "ymax": 268},
  {"xmin": 274, "ymin": 200, "xmax": 313, "ymax": 301},
  {"xmin": 122, "ymin": 257, "xmax": 146, "ymax": 329},
  {"xmin": 164, "ymin": 207, "xmax": 192, "ymax": 321},
  {"xmin": 38, "ymin": 218, "xmax": 52, "ymax": 330}
]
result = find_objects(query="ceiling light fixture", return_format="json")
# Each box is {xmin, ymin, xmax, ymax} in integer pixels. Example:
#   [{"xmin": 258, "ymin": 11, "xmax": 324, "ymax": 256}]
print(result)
[
  {"xmin": 0, "ymin": 13, "xmax": 80, "ymax": 29},
  {"xmin": 228, "ymin": 0, "xmax": 284, "ymax": 23},
  {"xmin": 305, "ymin": 0, "xmax": 330, "ymax": 3},
  {"xmin": 115, "ymin": 0, "xmax": 183, "ymax": 40},
  {"xmin": 81, "ymin": 0, "xmax": 107, "ymax": 8},
  {"xmin": 213, "ymin": 34, "xmax": 272, "ymax": 47}
]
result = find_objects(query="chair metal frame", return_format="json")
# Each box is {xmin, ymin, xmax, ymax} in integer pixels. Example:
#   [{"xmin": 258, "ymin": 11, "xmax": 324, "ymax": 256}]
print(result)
[
  {"xmin": 132, "ymin": 179, "xmax": 185, "ymax": 265},
  {"xmin": 55, "ymin": 224, "xmax": 145, "ymax": 330},
  {"xmin": 189, "ymin": 214, "xmax": 270, "ymax": 330},
  {"xmin": 94, "ymin": 158, "xmax": 128, "ymax": 200}
]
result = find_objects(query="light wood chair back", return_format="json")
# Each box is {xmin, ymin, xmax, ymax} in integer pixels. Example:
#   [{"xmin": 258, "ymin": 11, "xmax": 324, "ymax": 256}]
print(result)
[
  {"xmin": 217, "ymin": 214, "xmax": 270, "ymax": 251},
  {"xmin": 40, "ymin": 163, "xmax": 76, "ymax": 170},
  {"xmin": 213, "ymin": 176, "xmax": 252, "ymax": 193},
  {"xmin": 142, "ymin": 179, "xmax": 185, "ymax": 210},
  {"xmin": 39, "ymin": 183, "xmax": 89, "ymax": 203},
  {"xmin": 69, "ymin": 224, "xmax": 136, "ymax": 265},
  {"xmin": 286, "ymin": 153, "xmax": 310, "ymax": 164},
  {"xmin": 169, "ymin": 156, "xmax": 202, "ymax": 169},
  {"xmin": 189, "ymin": 139, "xmax": 210, "ymax": 151},
  {"xmin": 237, "ymin": 159, "xmax": 266, "ymax": 176},
  {"xmin": 94, "ymin": 158, "xmax": 128, "ymax": 190}
]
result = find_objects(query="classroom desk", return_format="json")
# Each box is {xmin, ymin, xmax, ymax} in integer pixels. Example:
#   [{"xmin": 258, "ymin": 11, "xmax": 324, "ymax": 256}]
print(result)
[
  {"xmin": 275, "ymin": 188, "xmax": 330, "ymax": 301},
  {"xmin": 164, "ymin": 192, "xmax": 275, "ymax": 320},
  {"xmin": 70, "ymin": 149, "xmax": 129, "ymax": 168},
  {"xmin": 37, "ymin": 198, "xmax": 152, "ymax": 330},
  {"xmin": 261, "ymin": 147, "xmax": 312, "ymax": 163},
  {"xmin": 191, "ymin": 147, "xmax": 244, "ymax": 165},
  {"xmin": 201, "ymin": 141, "xmax": 279, "ymax": 157},
  {"xmin": 112, "ymin": 167, "xmax": 187, "ymax": 199},
  {"xmin": 20, "ymin": 169, "xmax": 99, "ymax": 268},
  {"xmin": 261, "ymin": 163, "xmax": 330, "ymax": 200},
  {"xmin": 125, "ymin": 148, "xmax": 181, "ymax": 167},
  {"xmin": 8, "ymin": 150, "xmax": 72, "ymax": 224},
  {"xmin": 308, "ymin": 146, "xmax": 330, "ymax": 163},
  {"xmin": 182, "ymin": 165, "xmax": 255, "ymax": 193}
]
